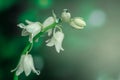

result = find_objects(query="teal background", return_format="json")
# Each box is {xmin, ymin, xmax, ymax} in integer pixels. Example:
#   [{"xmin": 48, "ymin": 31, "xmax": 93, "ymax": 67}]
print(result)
[{"xmin": 0, "ymin": 0, "xmax": 120, "ymax": 80}]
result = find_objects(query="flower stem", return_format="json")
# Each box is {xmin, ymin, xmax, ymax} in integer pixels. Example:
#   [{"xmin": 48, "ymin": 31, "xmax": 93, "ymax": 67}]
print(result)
[{"xmin": 13, "ymin": 74, "xmax": 18, "ymax": 80}]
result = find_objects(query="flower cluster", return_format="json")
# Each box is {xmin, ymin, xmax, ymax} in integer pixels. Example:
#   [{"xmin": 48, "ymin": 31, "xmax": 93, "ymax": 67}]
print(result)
[{"xmin": 11, "ymin": 9, "xmax": 86, "ymax": 77}]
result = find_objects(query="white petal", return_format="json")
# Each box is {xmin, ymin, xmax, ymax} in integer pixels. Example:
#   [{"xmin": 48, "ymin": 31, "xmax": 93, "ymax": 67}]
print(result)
[
  {"xmin": 26, "ymin": 22, "xmax": 41, "ymax": 36},
  {"xmin": 47, "ymin": 29, "xmax": 52, "ymax": 36},
  {"xmin": 29, "ymin": 34, "xmax": 33, "ymax": 43},
  {"xmin": 43, "ymin": 17, "xmax": 55, "ymax": 28},
  {"xmin": 28, "ymin": 54, "xmax": 40, "ymax": 75},
  {"xmin": 21, "ymin": 29, "xmax": 29, "ymax": 36},
  {"xmin": 25, "ymin": 20, "xmax": 33, "ymax": 24},
  {"xmin": 52, "ymin": 10, "xmax": 57, "ymax": 19},
  {"xmin": 45, "ymin": 39, "xmax": 50, "ymax": 43},
  {"xmin": 11, "ymin": 55, "xmax": 25, "ymax": 76},
  {"xmin": 46, "ymin": 38, "xmax": 55, "ymax": 47},
  {"xmin": 43, "ymin": 19, "xmax": 53, "ymax": 36},
  {"xmin": 17, "ymin": 23, "xmax": 26, "ymax": 28},
  {"xmin": 54, "ymin": 31, "xmax": 64, "ymax": 53},
  {"xmin": 23, "ymin": 54, "xmax": 32, "ymax": 76},
  {"xmin": 55, "ymin": 42, "xmax": 61, "ymax": 53},
  {"xmin": 61, "ymin": 9, "xmax": 71, "ymax": 22},
  {"xmin": 70, "ymin": 17, "xmax": 86, "ymax": 29},
  {"xmin": 16, "ymin": 65, "xmax": 24, "ymax": 76},
  {"xmin": 52, "ymin": 10, "xmax": 58, "ymax": 23},
  {"xmin": 61, "ymin": 47, "xmax": 64, "ymax": 51},
  {"xmin": 54, "ymin": 31, "xmax": 64, "ymax": 43},
  {"xmin": 55, "ymin": 39, "xmax": 64, "ymax": 53}
]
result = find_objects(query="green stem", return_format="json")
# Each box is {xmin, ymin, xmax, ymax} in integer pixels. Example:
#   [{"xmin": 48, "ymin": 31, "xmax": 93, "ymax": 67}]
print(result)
[
  {"xmin": 13, "ymin": 74, "xmax": 18, "ymax": 80},
  {"xmin": 13, "ymin": 22, "xmax": 57, "ymax": 80}
]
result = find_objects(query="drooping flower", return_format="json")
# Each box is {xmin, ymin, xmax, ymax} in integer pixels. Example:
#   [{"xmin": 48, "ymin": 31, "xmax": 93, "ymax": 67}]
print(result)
[
  {"xmin": 18, "ymin": 20, "xmax": 42, "ymax": 43},
  {"xmin": 42, "ymin": 10, "xmax": 58, "ymax": 36},
  {"xmin": 69, "ymin": 17, "xmax": 86, "ymax": 29},
  {"xmin": 46, "ymin": 28, "xmax": 64, "ymax": 53},
  {"xmin": 43, "ymin": 17, "xmax": 55, "ymax": 36},
  {"xmin": 11, "ymin": 53, "xmax": 40, "ymax": 76},
  {"xmin": 61, "ymin": 9, "xmax": 71, "ymax": 22}
]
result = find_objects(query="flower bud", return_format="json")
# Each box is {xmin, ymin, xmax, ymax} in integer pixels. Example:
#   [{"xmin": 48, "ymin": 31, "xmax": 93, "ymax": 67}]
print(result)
[
  {"xmin": 61, "ymin": 9, "xmax": 71, "ymax": 22},
  {"xmin": 70, "ymin": 17, "xmax": 86, "ymax": 29}
]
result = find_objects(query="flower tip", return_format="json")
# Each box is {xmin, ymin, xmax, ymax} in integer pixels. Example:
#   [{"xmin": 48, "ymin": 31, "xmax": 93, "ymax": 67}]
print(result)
[{"xmin": 36, "ymin": 70, "xmax": 40, "ymax": 75}]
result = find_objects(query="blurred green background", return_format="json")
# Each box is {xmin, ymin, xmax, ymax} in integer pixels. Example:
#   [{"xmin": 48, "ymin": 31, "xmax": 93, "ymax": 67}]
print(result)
[{"xmin": 0, "ymin": 0, "xmax": 120, "ymax": 80}]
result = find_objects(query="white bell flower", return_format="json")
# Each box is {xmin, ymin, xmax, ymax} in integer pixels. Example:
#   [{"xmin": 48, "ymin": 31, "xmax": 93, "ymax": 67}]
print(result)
[
  {"xmin": 11, "ymin": 53, "xmax": 40, "ymax": 76},
  {"xmin": 46, "ymin": 28, "xmax": 64, "ymax": 53},
  {"xmin": 70, "ymin": 17, "xmax": 86, "ymax": 29},
  {"xmin": 42, "ymin": 10, "xmax": 57, "ymax": 36},
  {"xmin": 61, "ymin": 9, "xmax": 71, "ymax": 22},
  {"xmin": 43, "ymin": 17, "xmax": 55, "ymax": 36},
  {"xmin": 18, "ymin": 20, "xmax": 42, "ymax": 43}
]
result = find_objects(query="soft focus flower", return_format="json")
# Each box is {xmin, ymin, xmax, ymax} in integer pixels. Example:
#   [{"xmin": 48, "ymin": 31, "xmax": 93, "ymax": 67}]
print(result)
[
  {"xmin": 11, "ymin": 54, "xmax": 40, "ymax": 76},
  {"xmin": 61, "ymin": 9, "xmax": 71, "ymax": 22},
  {"xmin": 18, "ymin": 20, "xmax": 42, "ymax": 43},
  {"xmin": 69, "ymin": 17, "xmax": 86, "ymax": 29},
  {"xmin": 43, "ymin": 17, "xmax": 55, "ymax": 36},
  {"xmin": 42, "ymin": 10, "xmax": 58, "ymax": 36},
  {"xmin": 46, "ymin": 29, "xmax": 64, "ymax": 53}
]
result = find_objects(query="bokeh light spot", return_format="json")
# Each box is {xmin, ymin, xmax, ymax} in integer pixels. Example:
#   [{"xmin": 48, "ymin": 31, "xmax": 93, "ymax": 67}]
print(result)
[
  {"xmin": 36, "ymin": 0, "xmax": 53, "ymax": 9},
  {"xmin": 88, "ymin": 10, "xmax": 106, "ymax": 28}
]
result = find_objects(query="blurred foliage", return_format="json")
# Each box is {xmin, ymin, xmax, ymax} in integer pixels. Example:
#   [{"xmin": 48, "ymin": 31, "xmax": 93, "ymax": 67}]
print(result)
[
  {"xmin": 0, "ymin": 0, "xmax": 17, "ymax": 11},
  {"xmin": 34, "ymin": 0, "xmax": 53, "ymax": 9},
  {"xmin": 18, "ymin": 9, "xmax": 39, "ymax": 23}
]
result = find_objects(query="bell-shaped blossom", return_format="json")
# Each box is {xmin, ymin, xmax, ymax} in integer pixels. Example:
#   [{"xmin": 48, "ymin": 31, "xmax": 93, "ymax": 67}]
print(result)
[
  {"xmin": 43, "ymin": 17, "xmax": 55, "ymax": 36},
  {"xmin": 69, "ymin": 17, "xmax": 86, "ymax": 29},
  {"xmin": 61, "ymin": 9, "xmax": 71, "ymax": 22},
  {"xmin": 11, "ymin": 54, "xmax": 40, "ymax": 76},
  {"xmin": 18, "ymin": 20, "xmax": 42, "ymax": 43},
  {"xmin": 46, "ymin": 29, "xmax": 64, "ymax": 53},
  {"xmin": 42, "ymin": 10, "xmax": 58, "ymax": 36}
]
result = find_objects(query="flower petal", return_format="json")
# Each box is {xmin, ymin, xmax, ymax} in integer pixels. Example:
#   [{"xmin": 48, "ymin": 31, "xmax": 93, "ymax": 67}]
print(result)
[
  {"xmin": 61, "ymin": 9, "xmax": 71, "ymax": 22},
  {"xmin": 47, "ymin": 29, "xmax": 52, "ymax": 36},
  {"xmin": 11, "ymin": 55, "xmax": 25, "ymax": 76},
  {"xmin": 17, "ymin": 23, "xmax": 26, "ymax": 28},
  {"xmin": 16, "ymin": 65, "xmax": 24, "ymax": 76},
  {"xmin": 46, "ymin": 38, "xmax": 55, "ymax": 47},
  {"xmin": 25, "ymin": 20, "xmax": 33, "ymax": 24},
  {"xmin": 54, "ymin": 31, "xmax": 64, "ymax": 53},
  {"xmin": 54, "ymin": 31, "xmax": 64, "ymax": 43},
  {"xmin": 43, "ymin": 17, "xmax": 55, "ymax": 28},
  {"xmin": 26, "ymin": 22, "xmax": 41, "ymax": 36},
  {"xmin": 55, "ymin": 42, "xmax": 61, "ymax": 53},
  {"xmin": 23, "ymin": 54, "xmax": 32, "ymax": 76},
  {"xmin": 21, "ymin": 29, "xmax": 29, "ymax": 36},
  {"xmin": 28, "ymin": 54, "xmax": 40, "ymax": 75},
  {"xmin": 70, "ymin": 17, "xmax": 86, "ymax": 29},
  {"xmin": 29, "ymin": 34, "xmax": 33, "ymax": 43},
  {"xmin": 55, "ymin": 38, "xmax": 64, "ymax": 53}
]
